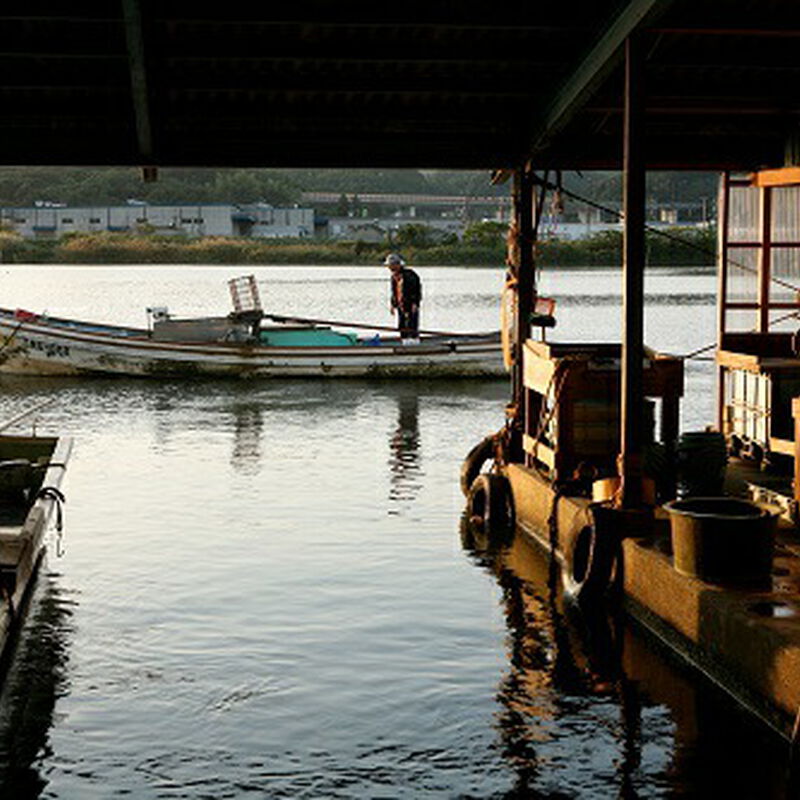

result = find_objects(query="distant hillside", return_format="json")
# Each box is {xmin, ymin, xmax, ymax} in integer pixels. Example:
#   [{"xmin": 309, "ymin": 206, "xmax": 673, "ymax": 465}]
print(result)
[
  {"xmin": 0, "ymin": 167, "xmax": 718, "ymax": 212},
  {"xmin": 0, "ymin": 167, "xmax": 302, "ymax": 208},
  {"xmin": 565, "ymin": 171, "xmax": 717, "ymax": 208}
]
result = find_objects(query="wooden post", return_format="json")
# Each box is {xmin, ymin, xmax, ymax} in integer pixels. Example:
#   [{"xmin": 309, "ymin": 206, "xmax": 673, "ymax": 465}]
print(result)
[
  {"xmin": 620, "ymin": 33, "xmax": 645, "ymax": 508},
  {"xmin": 716, "ymin": 172, "xmax": 730, "ymax": 431},
  {"xmin": 516, "ymin": 166, "xmax": 535, "ymax": 392},
  {"xmin": 510, "ymin": 170, "xmax": 522, "ymax": 408},
  {"xmin": 794, "ymin": 397, "xmax": 800, "ymax": 504},
  {"xmin": 660, "ymin": 395, "xmax": 679, "ymax": 449},
  {"xmin": 509, "ymin": 165, "xmax": 535, "ymax": 463},
  {"xmin": 758, "ymin": 185, "xmax": 772, "ymax": 333}
]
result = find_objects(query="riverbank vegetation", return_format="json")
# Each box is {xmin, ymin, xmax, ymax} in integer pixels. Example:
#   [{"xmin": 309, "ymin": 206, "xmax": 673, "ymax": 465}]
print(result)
[
  {"xmin": 0, "ymin": 167, "xmax": 717, "ymax": 267},
  {"xmin": 0, "ymin": 224, "xmax": 715, "ymax": 268}
]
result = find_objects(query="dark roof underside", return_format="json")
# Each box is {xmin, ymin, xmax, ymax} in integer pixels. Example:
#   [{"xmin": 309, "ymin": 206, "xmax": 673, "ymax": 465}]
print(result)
[{"xmin": 3, "ymin": 0, "xmax": 800, "ymax": 171}]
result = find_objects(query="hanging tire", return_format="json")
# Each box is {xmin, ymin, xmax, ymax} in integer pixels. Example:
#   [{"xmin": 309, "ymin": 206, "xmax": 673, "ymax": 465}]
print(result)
[
  {"xmin": 562, "ymin": 510, "xmax": 620, "ymax": 605},
  {"xmin": 467, "ymin": 473, "xmax": 514, "ymax": 533},
  {"xmin": 460, "ymin": 434, "xmax": 496, "ymax": 497}
]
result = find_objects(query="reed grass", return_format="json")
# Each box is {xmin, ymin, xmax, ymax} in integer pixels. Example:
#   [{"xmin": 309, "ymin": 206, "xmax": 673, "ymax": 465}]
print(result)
[{"xmin": 0, "ymin": 228, "xmax": 715, "ymax": 268}]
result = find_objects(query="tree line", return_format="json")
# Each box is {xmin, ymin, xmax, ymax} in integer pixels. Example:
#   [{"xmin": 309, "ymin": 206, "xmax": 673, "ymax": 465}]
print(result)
[{"xmin": 0, "ymin": 167, "xmax": 718, "ymax": 211}]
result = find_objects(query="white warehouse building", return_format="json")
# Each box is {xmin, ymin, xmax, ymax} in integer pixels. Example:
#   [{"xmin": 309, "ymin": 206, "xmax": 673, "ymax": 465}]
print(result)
[{"xmin": 0, "ymin": 202, "xmax": 315, "ymax": 239}]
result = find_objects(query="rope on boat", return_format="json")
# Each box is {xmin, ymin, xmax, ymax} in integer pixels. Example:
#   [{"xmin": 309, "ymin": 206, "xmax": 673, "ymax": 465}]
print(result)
[
  {"xmin": 681, "ymin": 308, "xmax": 800, "ymax": 361},
  {"xmin": 547, "ymin": 487, "xmax": 566, "ymax": 594},
  {"xmin": 264, "ymin": 312, "xmax": 467, "ymax": 339},
  {"xmin": 0, "ymin": 397, "xmax": 56, "ymax": 433},
  {"xmin": 37, "ymin": 486, "xmax": 66, "ymax": 556},
  {"xmin": 0, "ymin": 571, "xmax": 15, "ymax": 620},
  {"xmin": 789, "ymin": 703, "xmax": 800, "ymax": 791},
  {"xmin": 529, "ymin": 361, "xmax": 572, "ymax": 470},
  {"xmin": 0, "ymin": 317, "xmax": 29, "ymax": 360},
  {"xmin": 531, "ymin": 173, "xmax": 800, "ymax": 292},
  {"xmin": 530, "ymin": 173, "xmax": 800, "ymax": 362}
]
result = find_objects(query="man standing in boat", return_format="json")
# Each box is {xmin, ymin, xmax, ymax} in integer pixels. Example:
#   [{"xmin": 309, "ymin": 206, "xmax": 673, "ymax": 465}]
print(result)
[{"xmin": 385, "ymin": 252, "xmax": 422, "ymax": 344}]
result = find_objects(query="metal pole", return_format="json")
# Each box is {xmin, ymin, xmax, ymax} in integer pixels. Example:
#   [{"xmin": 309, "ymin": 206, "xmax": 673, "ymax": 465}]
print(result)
[{"xmin": 620, "ymin": 33, "xmax": 645, "ymax": 508}]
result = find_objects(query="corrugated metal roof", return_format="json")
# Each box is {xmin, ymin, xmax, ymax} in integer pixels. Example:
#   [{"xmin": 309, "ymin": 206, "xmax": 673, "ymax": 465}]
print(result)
[{"xmin": 2, "ymin": 1, "xmax": 799, "ymax": 170}]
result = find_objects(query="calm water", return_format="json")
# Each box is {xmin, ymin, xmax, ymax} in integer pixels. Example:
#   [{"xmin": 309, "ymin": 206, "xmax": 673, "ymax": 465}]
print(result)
[{"xmin": 0, "ymin": 265, "xmax": 789, "ymax": 798}]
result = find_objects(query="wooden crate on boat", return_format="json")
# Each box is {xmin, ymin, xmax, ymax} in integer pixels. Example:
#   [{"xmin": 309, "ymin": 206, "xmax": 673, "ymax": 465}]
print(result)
[{"xmin": 522, "ymin": 340, "xmax": 683, "ymax": 481}]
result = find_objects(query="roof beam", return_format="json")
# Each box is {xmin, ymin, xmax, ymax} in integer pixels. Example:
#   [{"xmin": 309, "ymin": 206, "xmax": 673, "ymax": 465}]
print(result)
[
  {"xmin": 651, "ymin": 27, "xmax": 800, "ymax": 38},
  {"xmin": 531, "ymin": 0, "xmax": 671, "ymax": 154},
  {"xmin": 121, "ymin": 0, "xmax": 154, "ymax": 163}
]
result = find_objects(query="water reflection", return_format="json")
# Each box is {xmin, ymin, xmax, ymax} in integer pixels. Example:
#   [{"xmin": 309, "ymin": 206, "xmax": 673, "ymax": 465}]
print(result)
[
  {"xmin": 461, "ymin": 521, "xmax": 790, "ymax": 797},
  {"xmin": 463, "ymin": 521, "xmax": 634, "ymax": 795},
  {"xmin": 387, "ymin": 392, "xmax": 422, "ymax": 510},
  {"xmin": 0, "ymin": 571, "xmax": 75, "ymax": 798},
  {"xmin": 554, "ymin": 292, "xmax": 714, "ymax": 307},
  {"xmin": 229, "ymin": 402, "xmax": 264, "ymax": 475}
]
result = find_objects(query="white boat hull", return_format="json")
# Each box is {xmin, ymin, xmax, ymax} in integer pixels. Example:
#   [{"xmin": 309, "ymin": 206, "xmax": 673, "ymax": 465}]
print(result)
[{"xmin": 0, "ymin": 310, "xmax": 505, "ymax": 378}]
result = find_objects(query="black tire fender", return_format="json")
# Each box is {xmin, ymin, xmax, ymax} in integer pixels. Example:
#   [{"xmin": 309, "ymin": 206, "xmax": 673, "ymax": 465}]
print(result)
[
  {"xmin": 461, "ymin": 434, "xmax": 496, "ymax": 497},
  {"xmin": 467, "ymin": 473, "xmax": 514, "ymax": 532},
  {"xmin": 562, "ymin": 506, "xmax": 619, "ymax": 604}
]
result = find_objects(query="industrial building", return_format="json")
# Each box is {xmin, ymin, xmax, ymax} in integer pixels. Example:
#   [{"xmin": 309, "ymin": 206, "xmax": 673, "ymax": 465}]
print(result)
[{"xmin": 0, "ymin": 202, "xmax": 315, "ymax": 239}]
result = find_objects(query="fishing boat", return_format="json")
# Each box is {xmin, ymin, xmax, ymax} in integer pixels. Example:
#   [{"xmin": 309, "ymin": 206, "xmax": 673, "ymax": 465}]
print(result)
[
  {"xmin": 462, "ymin": 168, "xmax": 800, "ymax": 746},
  {"xmin": 0, "ymin": 403, "xmax": 71, "ymax": 665},
  {"xmin": 0, "ymin": 276, "xmax": 507, "ymax": 379}
]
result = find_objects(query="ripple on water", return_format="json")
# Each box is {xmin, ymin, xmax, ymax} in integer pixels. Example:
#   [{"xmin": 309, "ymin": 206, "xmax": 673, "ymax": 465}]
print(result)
[{"xmin": 0, "ymin": 267, "xmax": 789, "ymax": 798}]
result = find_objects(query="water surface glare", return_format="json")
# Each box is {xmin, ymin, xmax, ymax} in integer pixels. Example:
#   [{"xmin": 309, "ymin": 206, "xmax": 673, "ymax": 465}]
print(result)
[{"xmin": 0, "ymin": 266, "xmax": 790, "ymax": 797}]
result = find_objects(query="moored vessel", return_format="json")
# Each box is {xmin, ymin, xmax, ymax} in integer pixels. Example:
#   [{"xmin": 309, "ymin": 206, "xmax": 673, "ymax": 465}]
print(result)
[
  {"xmin": 0, "ymin": 276, "xmax": 505, "ymax": 379},
  {"xmin": 464, "ymin": 168, "xmax": 800, "ymax": 744}
]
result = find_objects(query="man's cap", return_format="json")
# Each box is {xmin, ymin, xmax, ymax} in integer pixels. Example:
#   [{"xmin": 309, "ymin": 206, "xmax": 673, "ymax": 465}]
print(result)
[{"xmin": 383, "ymin": 253, "xmax": 405, "ymax": 266}]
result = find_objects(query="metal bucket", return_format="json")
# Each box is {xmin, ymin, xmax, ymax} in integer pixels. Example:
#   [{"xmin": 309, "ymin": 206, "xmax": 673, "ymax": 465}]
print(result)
[{"xmin": 664, "ymin": 497, "xmax": 776, "ymax": 584}]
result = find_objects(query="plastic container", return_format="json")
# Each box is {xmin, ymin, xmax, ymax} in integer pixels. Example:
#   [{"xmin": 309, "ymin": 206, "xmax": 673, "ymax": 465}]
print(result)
[{"xmin": 664, "ymin": 497, "xmax": 776, "ymax": 584}]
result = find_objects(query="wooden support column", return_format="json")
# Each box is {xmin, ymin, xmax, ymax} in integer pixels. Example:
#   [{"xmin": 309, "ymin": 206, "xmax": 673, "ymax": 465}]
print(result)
[
  {"xmin": 509, "ymin": 166, "xmax": 535, "ymax": 463},
  {"xmin": 716, "ymin": 172, "xmax": 730, "ymax": 431},
  {"xmin": 660, "ymin": 395, "xmax": 679, "ymax": 450},
  {"xmin": 122, "ymin": 0, "xmax": 156, "ymax": 169},
  {"xmin": 793, "ymin": 398, "xmax": 800, "ymax": 505},
  {"xmin": 757, "ymin": 185, "xmax": 773, "ymax": 333},
  {"xmin": 516, "ymin": 166, "xmax": 535, "ymax": 395},
  {"xmin": 620, "ymin": 34, "xmax": 645, "ymax": 509}
]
